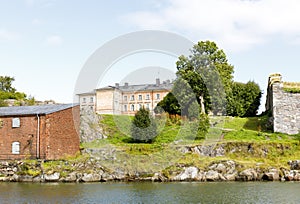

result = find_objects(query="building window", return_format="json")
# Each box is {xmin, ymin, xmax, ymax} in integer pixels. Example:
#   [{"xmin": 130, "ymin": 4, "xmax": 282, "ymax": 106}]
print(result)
[
  {"xmin": 156, "ymin": 94, "xmax": 160, "ymax": 100},
  {"xmin": 146, "ymin": 94, "xmax": 150, "ymax": 100},
  {"xmin": 138, "ymin": 104, "xmax": 142, "ymax": 110},
  {"xmin": 138, "ymin": 95, "xmax": 142, "ymax": 101},
  {"xmin": 124, "ymin": 104, "xmax": 127, "ymax": 112},
  {"xmin": 12, "ymin": 118, "xmax": 20, "ymax": 128},
  {"xmin": 90, "ymin": 97, "xmax": 94, "ymax": 103},
  {"xmin": 124, "ymin": 95, "xmax": 128, "ymax": 101},
  {"xmin": 12, "ymin": 142, "xmax": 20, "ymax": 154},
  {"xmin": 131, "ymin": 104, "xmax": 135, "ymax": 111},
  {"xmin": 130, "ymin": 95, "xmax": 135, "ymax": 101},
  {"xmin": 82, "ymin": 97, "xmax": 86, "ymax": 103},
  {"xmin": 146, "ymin": 103, "xmax": 150, "ymax": 110}
]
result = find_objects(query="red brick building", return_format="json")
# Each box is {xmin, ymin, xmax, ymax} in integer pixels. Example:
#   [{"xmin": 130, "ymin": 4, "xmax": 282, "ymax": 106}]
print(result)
[{"xmin": 0, "ymin": 104, "xmax": 80, "ymax": 160}]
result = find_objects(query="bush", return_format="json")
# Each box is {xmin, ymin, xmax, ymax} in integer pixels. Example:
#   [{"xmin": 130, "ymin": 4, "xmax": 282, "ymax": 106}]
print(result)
[
  {"xmin": 226, "ymin": 81, "xmax": 262, "ymax": 117},
  {"xmin": 131, "ymin": 107, "xmax": 157, "ymax": 143}
]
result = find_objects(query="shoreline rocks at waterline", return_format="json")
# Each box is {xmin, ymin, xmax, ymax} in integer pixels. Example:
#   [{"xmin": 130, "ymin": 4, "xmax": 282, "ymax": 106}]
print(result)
[{"xmin": 1, "ymin": 160, "xmax": 300, "ymax": 183}]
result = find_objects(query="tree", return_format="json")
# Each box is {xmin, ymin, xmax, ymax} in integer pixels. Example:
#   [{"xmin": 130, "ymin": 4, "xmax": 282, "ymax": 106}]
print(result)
[
  {"xmin": 131, "ymin": 107, "xmax": 157, "ymax": 143},
  {"xmin": 0, "ymin": 75, "xmax": 35, "ymax": 107},
  {"xmin": 226, "ymin": 81, "xmax": 262, "ymax": 117},
  {"xmin": 176, "ymin": 41, "xmax": 234, "ymax": 115},
  {"xmin": 155, "ymin": 93, "xmax": 180, "ymax": 115},
  {"xmin": 0, "ymin": 76, "xmax": 16, "ymax": 93}
]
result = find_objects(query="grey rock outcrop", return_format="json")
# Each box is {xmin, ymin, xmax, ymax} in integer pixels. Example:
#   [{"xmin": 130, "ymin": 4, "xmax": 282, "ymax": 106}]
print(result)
[
  {"xmin": 44, "ymin": 172, "xmax": 60, "ymax": 182},
  {"xmin": 205, "ymin": 170, "xmax": 220, "ymax": 181},
  {"xmin": 81, "ymin": 173, "xmax": 101, "ymax": 182},
  {"xmin": 173, "ymin": 167, "xmax": 199, "ymax": 181},
  {"xmin": 237, "ymin": 169, "xmax": 258, "ymax": 181},
  {"xmin": 80, "ymin": 109, "xmax": 106, "ymax": 142},
  {"xmin": 262, "ymin": 168, "xmax": 280, "ymax": 181}
]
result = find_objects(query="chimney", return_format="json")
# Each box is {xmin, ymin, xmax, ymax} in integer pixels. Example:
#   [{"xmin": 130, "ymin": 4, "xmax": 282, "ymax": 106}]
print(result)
[
  {"xmin": 124, "ymin": 82, "xmax": 129, "ymax": 88},
  {"xmin": 115, "ymin": 83, "xmax": 119, "ymax": 88},
  {"xmin": 156, "ymin": 78, "xmax": 160, "ymax": 86}
]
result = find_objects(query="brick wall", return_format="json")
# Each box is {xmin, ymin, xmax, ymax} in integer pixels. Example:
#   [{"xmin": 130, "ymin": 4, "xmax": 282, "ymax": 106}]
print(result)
[
  {"xmin": 42, "ymin": 106, "xmax": 80, "ymax": 160},
  {"xmin": 0, "ymin": 115, "xmax": 38, "ymax": 159},
  {"xmin": 0, "ymin": 105, "xmax": 80, "ymax": 160}
]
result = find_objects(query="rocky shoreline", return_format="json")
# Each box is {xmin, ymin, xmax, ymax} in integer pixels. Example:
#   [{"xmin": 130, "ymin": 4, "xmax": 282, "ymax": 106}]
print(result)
[{"xmin": 1, "ymin": 159, "xmax": 300, "ymax": 183}]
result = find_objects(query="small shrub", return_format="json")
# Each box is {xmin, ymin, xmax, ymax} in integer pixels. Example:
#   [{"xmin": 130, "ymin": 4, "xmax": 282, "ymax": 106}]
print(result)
[{"xmin": 131, "ymin": 107, "xmax": 157, "ymax": 143}]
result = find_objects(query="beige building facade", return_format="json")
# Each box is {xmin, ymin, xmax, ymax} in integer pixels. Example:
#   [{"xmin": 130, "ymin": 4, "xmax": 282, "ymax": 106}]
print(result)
[
  {"xmin": 78, "ymin": 91, "xmax": 96, "ymax": 111},
  {"xmin": 78, "ymin": 79, "xmax": 172, "ymax": 115}
]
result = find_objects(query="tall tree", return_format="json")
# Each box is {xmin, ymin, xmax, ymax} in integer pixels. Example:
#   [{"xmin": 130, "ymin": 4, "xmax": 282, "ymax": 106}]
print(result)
[{"xmin": 176, "ymin": 41, "xmax": 234, "ymax": 115}]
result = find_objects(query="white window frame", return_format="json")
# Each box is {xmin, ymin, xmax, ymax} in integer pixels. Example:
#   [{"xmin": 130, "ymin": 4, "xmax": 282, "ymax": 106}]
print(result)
[
  {"xmin": 12, "ymin": 118, "xmax": 20, "ymax": 128},
  {"xmin": 12, "ymin": 142, "xmax": 20, "ymax": 154}
]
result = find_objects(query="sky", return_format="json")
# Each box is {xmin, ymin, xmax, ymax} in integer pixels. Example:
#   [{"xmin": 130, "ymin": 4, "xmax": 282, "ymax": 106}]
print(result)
[{"xmin": 0, "ymin": 0, "xmax": 300, "ymax": 112}]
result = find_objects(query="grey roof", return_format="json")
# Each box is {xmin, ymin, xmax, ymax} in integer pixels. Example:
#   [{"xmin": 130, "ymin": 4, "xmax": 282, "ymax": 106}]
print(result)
[
  {"xmin": 76, "ymin": 91, "xmax": 96, "ymax": 96},
  {"xmin": 96, "ymin": 83, "xmax": 173, "ymax": 93},
  {"xmin": 119, "ymin": 83, "xmax": 172, "ymax": 92},
  {"xmin": 0, "ymin": 104, "xmax": 79, "ymax": 116}
]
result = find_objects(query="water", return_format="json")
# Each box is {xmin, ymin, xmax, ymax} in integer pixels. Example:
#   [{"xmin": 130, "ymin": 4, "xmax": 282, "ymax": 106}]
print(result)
[{"xmin": 0, "ymin": 182, "xmax": 299, "ymax": 203}]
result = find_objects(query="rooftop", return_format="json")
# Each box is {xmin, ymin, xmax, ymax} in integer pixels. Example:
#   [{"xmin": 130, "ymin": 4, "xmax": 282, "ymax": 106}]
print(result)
[
  {"xmin": 0, "ymin": 104, "xmax": 78, "ymax": 116},
  {"xmin": 96, "ymin": 79, "xmax": 173, "ymax": 92}
]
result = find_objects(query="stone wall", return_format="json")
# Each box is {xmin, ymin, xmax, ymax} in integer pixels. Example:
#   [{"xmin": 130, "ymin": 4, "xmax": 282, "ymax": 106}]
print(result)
[{"xmin": 266, "ymin": 74, "xmax": 300, "ymax": 134}]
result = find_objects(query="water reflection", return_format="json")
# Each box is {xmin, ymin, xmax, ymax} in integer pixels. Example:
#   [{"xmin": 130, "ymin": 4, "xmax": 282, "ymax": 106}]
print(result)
[{"xmin": 0, "ymin": 182, "xmax": 299, "ymax": 203}]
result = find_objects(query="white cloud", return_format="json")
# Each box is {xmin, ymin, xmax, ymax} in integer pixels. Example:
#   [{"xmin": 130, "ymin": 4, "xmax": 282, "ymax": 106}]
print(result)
[
  {"xmin": 45, "ymin": 35, "xmax": 63, "ymax": 46},
  {"xmin": 124, "ymin": 0, "xmax": 300, "ymax": 52},
  {"xmin": 0, "ymin": 29, "xmax": 20, "ymax": 42}
]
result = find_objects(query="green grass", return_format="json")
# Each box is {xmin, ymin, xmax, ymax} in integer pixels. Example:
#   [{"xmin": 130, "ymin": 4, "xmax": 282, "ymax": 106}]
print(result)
[
  {"xmin": 283, "ymin": 87, "xmax": 300, "ymax": 93},
  {"xmin": 80, "ymin": 114, "xmax": 300, "ymax": 173}
]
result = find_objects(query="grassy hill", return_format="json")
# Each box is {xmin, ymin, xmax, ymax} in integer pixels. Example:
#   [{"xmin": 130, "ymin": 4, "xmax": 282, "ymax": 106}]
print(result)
[{"xmin": 81, "ymin": 114, "xmax": 300, "ymax": 172}]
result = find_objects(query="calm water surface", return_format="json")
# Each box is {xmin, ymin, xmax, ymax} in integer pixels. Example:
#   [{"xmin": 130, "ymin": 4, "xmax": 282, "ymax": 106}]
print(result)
[{"xmin": 0, "ymin": 182, "xmax": 299, "ymax": 203}]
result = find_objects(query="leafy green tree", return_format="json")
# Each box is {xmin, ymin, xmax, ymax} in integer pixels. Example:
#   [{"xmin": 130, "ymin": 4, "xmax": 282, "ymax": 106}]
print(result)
[
  {"xmin": 155, "ymin": 92, "xmax": 180, "ymax": 115},
  {"xmin": 0, "ymin": 75, "xmax": 35, "ymax": 107},
  {"xmin": 176, "ymin": 41, "xmax": 234, "ymax": 115},
  {"xmin": 131, "ymin": 107, "xmax": 157, "ymax": 143},
  {"xmin": 227, "ymin": 81, "xmax": 261, "ymax": 117},
  {"xmin": 0, "ymin": 76, "xmax": 16, "ymax": 93}
]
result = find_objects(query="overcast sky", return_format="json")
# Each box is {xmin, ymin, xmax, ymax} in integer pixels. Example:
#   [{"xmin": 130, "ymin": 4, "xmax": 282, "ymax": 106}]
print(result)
[{"xmin": 1, "ymin": 0, "xmax": 299, "ymax": 112}]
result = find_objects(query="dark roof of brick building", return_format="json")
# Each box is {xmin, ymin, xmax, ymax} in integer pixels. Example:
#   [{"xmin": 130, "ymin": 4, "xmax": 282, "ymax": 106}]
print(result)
[{"xmin": 0, "ymin": 104, "xmax": 78, "ymax": 116}]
